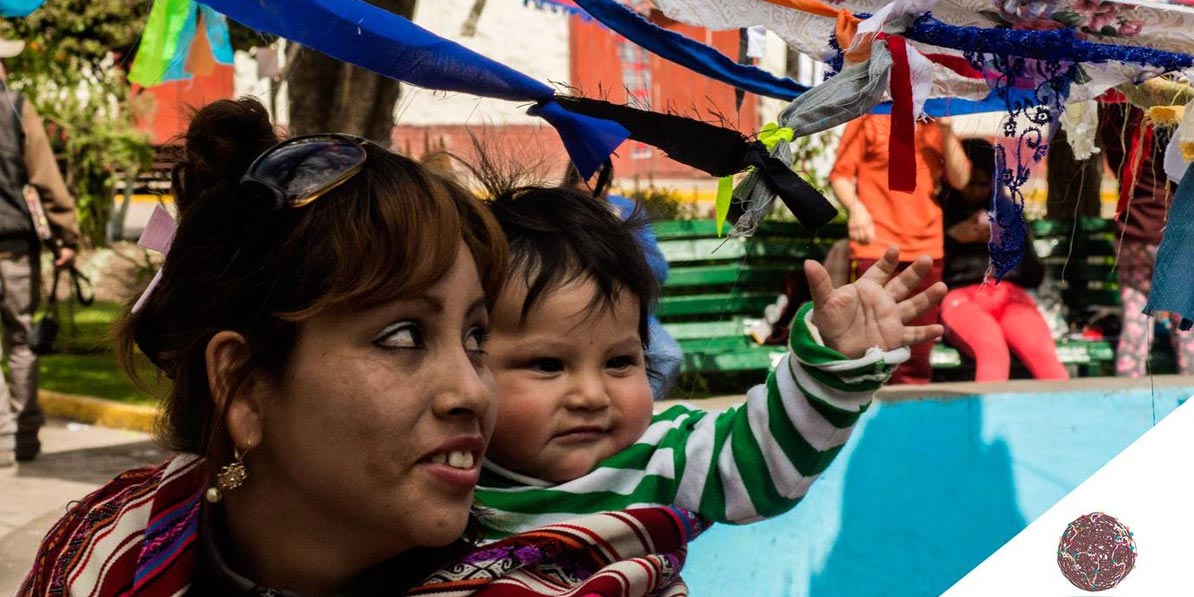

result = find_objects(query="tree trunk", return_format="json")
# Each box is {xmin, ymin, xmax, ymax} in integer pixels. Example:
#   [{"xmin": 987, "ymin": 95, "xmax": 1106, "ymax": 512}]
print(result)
[
  {"xmin": 460, "ymin": 0, "xmax": 488, "ymax": 36},
  {"xmin": 785, "ymin": 47, "xmax": 800, "ymax": 81},
  {"xmin": 287, "ymin": 0, "xmax": 418, "ymax": 146}
]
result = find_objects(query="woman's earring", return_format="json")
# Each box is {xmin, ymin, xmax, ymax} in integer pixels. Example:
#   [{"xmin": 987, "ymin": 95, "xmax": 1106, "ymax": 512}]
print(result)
[{"xmin": 205, "ymin": 446, "xmax": 250, "ymax": 503}]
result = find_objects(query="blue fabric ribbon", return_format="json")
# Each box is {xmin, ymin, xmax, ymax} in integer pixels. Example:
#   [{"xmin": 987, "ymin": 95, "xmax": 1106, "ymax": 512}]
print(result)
[
  {"xmin": 905, "ymin": 15, "xmax": 1194, "ymax": 71},
  {"xmin": 872, "ymin": 87, "xmax": 1041, "ymax": 117},
  {"xmin": 161, "ymin": 4, "xmax": 235, "ymax": 83},
  {"xmin": 1145, "ymin": 165, "xmax": 1194, "ymax": 330},
  {"xmin": 571, "ymin": 0, "xmax": 810, "ymax": 101},
  {"xmin": 199, "ymin": 5, "xmax": 234, "ymax": 64},
  {"xmin": 196, "ymin": 0, "xmax": 627, "ymax": 178}
]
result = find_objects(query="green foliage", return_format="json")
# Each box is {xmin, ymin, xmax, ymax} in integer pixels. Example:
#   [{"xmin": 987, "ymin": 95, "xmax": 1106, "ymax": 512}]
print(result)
[
  {"xmin": 1, "ymin": 0, "xmax": 154, "ymax": 246},
  {"xmin": 4, "ymin": 0, "xmax": 148, "ymax": 69},
  {"xmin": 629, "ymin": 187, "xmax": 701, "ymax": 221},
  {"xmin": 39, "ymin": 301, "xmax": 160, "ymax": 405},
  {"xmin": 789, "ymin": 129, "xmax": 835, "ymax": 193}
]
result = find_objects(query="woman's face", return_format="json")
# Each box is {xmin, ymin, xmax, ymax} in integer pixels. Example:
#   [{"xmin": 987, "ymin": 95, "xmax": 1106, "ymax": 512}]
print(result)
[{"xmin": 250, "ymin": 242, "xmax": 495, "ymax": 557}]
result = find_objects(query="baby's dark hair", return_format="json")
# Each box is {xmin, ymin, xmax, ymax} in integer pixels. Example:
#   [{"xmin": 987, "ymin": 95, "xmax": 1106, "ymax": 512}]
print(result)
[{"xmin": 486, "ymin": 185, "xmax": 658, "ymax": 346}]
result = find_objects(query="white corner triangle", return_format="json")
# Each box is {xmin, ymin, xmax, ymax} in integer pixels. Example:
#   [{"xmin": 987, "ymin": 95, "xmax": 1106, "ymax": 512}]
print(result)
[{"xmin": 943, "ymin": 395, "xmax": 1194, "ymax": 596}]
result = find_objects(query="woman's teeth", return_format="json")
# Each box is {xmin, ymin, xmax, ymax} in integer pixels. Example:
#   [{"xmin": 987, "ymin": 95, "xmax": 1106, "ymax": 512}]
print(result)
[{"xmin": 430, "ymin": 451, "xmax": 475, "ymax": 469}]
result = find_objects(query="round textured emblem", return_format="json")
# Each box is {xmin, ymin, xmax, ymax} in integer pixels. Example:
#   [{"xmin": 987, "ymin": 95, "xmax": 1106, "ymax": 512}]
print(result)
[{"xmin": 1057, "ymin": 512, "xmax": 1136, "ymax": 591}]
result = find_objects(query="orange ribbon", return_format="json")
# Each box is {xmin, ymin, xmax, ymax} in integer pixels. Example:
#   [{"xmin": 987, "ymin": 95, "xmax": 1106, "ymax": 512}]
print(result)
[{"xmin": 756, "ymin": 0, "xmax": 868, "ymax": 63}]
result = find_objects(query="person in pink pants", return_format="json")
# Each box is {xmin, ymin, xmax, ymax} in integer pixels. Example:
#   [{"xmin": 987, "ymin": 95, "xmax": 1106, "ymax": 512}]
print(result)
[{"xmin": 940, "ymin": 139, "xmax": 1069, "ymax": 382}]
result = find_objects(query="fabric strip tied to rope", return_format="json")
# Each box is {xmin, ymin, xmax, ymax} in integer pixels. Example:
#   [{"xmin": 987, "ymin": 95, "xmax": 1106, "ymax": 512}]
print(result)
[
  {"xmin": 553, "ymin": 96, "xmax": 838, "ymax": 231},
  {"xmin": 197, "ymin": 0, "xmax": 629, "ymax": 179},
  {"xmin": 571, "ymin": 0, "xmax": 811, "ymax": 100}
]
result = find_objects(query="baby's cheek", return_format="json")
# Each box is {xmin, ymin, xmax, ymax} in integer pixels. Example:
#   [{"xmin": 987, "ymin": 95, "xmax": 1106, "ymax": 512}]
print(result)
[
  {"xmin": 493, "ymin": 381, "xmax": 553, "ymax": 440},
  {"xmin": 618, "ymin": 387, "xmax": 656, "ymax": 449}
]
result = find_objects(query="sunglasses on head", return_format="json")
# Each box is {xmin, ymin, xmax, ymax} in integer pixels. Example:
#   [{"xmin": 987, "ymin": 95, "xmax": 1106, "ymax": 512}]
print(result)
[{"xmin": 239, "ymin": 134, "xmax": 372, "ymax": 210}]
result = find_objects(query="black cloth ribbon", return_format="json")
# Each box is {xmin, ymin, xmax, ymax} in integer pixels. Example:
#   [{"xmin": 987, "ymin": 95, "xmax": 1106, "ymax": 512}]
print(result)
[
  {"xmin": 743, "ymin": 141, "xmax": 838, "ymax": 230},
  {"xmin": 553, "ymin": 96, "xmax": 837, "ymax": 230}
]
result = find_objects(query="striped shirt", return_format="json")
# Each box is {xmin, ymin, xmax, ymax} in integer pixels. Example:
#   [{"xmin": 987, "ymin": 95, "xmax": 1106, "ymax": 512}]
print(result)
[{"xmin": 475, "ymin": 303, "xmax": 909, "ymax": 538}]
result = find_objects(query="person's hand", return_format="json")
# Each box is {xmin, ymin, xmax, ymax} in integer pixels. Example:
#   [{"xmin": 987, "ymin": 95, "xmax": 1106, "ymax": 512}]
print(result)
[
  {"xmin": 54, "ymin": 247, "xmax": 76, "ymax": 268},
  {"xmin": 847, "ymin": 204, "xmax": 875, "ymax": 244},
  {"xmin": 805, "ymin": 246, "xmax": 947, "ymax": 359}
]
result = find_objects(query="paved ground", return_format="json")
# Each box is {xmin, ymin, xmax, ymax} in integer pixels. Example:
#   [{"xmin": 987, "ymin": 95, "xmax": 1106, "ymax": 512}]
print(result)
[{"xmin": 0, "ymin": 419, "xmax": 163, "ymax": 592}]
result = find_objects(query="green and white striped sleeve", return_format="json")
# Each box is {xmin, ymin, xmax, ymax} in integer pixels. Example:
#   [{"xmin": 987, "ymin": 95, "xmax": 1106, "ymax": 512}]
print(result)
[{"xmin": 664, "ymin": 301, "xmax": 909, "ymax": 523}]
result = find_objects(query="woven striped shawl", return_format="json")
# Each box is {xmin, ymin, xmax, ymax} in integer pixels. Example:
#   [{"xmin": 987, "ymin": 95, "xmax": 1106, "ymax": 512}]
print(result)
[{"xmin": 17, "ymin": 455, "xmax": 704, "ymax": 597}]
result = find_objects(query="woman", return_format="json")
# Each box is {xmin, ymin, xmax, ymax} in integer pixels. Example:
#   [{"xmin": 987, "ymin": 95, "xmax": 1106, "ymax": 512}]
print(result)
[
  {"xmin": 19, "ymin": 98, "xmax": 703, "ymax": 596},
  {"xmin": 941, "ymin": 138, "xmax": 1068, "ymax": 383}
]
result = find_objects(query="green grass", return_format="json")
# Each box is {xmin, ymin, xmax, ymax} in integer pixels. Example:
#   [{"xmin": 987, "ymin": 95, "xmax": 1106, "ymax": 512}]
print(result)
[{"xmin": 37, "ymin": 301, "xmax": 161, "ymax": 405}]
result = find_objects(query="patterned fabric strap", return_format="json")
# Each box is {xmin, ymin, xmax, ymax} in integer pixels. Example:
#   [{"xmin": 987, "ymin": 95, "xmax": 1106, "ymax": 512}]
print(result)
[{"xmin": 410, "ymin": 507, "xmax": 705, "ymax": 597}]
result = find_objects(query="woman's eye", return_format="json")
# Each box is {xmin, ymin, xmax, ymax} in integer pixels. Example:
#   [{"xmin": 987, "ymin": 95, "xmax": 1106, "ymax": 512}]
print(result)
[
  {"xmin": 464, "ymin": 326, "xmax": 489, "ymax": 354},
  {"xmin": 528, "ymin": 358, "xmax": 564, "ymax": 373},
  {"xmin": 374, "ymin": 322, "xmax": 425, "ymax": 350}
]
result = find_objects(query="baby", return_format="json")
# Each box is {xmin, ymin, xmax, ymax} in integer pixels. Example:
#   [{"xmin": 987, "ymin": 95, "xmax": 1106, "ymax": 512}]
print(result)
[{"xmin": 475, "ymin": 185, "xmax": 944, "ymax": 537}]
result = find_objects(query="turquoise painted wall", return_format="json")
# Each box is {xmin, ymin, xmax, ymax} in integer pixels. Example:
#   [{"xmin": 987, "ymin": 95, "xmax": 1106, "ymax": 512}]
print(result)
[{"xmin": 683, "ymin": 387, "xmax": 1190, "ymax": 596}]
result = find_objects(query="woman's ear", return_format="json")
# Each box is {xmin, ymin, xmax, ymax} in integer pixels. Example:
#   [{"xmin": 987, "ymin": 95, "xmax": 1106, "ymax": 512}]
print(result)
[{"xmin": 205, "ymin": 331, "xmax": 263, "ymax": 451}]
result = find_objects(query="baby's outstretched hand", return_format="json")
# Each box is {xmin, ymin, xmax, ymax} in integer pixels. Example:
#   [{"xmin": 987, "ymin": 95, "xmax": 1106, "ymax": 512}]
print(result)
[{"xmin": 805, "ymin": 246, "xmax": 947, "ymax": 359}]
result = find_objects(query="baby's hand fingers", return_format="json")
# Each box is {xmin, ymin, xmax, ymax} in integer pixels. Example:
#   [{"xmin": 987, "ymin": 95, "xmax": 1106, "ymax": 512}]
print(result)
[
  {"xmin": 898, "ymin": 282, "xmax": 948, "ymax": 324},
  {"xmin": 902, "ymin": 324, "xmax": 944, "ymax": 346},
  {"xmin": 805, "ymin": 259, "xmax": 836, "ymax": 309},
  {"xmin": 885, "ymin": 255, "xmax": 933, "ymax": 303},
  {"xmin": 858, "ymin": 246, "xmax": 900, "ymax": 284}
]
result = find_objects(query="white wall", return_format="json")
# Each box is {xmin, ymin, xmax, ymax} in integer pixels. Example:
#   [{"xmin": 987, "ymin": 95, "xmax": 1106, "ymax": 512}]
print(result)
[
  {"xmin": 232, "ymin": 1, "xmax": 570, "ymax": 127},
  {"xmin": 232, "ymin": 47, "xmax": 289, "ymax": 125},
  {"xmin": 399, "ymin": 0, "xmax": 572, "ymax": 126}
]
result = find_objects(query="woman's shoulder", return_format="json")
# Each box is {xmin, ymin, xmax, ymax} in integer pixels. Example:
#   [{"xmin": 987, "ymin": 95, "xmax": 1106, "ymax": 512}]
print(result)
[
  {"xmin": 19, "ymin": 455, "xmax": 204, "ymax": 595},
  {"xmin": 64, "ymin": 454, "xmax": 201, "ymax": 524}
]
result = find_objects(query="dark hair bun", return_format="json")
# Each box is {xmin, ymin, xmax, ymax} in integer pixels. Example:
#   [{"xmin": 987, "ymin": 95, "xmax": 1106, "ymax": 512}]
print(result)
[{"xmin": 173, "ymin": 98, "xmax": 279, "ymax": 214}]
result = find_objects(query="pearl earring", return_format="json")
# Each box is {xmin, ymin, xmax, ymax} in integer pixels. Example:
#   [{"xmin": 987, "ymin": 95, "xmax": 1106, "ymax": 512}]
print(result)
[{"xmin": 205, "ymin": 446, "xmax": 250, "ymax": 503}]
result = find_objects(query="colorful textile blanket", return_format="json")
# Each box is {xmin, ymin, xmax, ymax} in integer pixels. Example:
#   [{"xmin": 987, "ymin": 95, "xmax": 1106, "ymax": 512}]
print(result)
[
  {"xmin": 411, "ymin": 508, "xmax": 706, "ymax": 597},
  {"xmin": 18, "ymin": 454, "xmax": 704, "ymax": 597},
  {"xmin": 18, "ymin": 455, "xmax": 207, "ymax": 596}
]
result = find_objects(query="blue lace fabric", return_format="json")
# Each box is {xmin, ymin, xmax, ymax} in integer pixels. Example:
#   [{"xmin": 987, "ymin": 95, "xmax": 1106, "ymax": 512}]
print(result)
[
  {"xmin": 970, "ymin": 55, "xmax": 1075, "ymax": 279},
  {"xmin": 905, "ymin": 15, "xmax": 1194, "ymax": 72}
]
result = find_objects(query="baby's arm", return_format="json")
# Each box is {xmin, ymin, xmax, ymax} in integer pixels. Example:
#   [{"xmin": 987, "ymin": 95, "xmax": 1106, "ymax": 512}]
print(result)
[{"xmin": 644, "ymin": 247, "xmax": 945, "ymax": 523}]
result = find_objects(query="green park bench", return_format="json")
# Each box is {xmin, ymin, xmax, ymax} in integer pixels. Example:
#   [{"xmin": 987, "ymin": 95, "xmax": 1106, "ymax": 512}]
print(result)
[
  {"xmin": 654, "ymin": 219, "xmax": 838, "ymax": 376},
  {"xmin": 653, "ymin": 217, "xmax": 1134, "ymax": 383}
]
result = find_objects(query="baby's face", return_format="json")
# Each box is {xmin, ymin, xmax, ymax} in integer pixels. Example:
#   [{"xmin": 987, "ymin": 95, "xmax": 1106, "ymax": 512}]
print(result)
[{"xmin": 484, "ymin": 276, "xmax": 654, "ymax": 483}]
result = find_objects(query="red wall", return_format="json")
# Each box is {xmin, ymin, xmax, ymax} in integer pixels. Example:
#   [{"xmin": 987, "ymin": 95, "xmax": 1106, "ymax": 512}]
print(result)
[
  {"xmin": 391, "ymin": 123, "xmax": 568, "ymax": 180},
  {"xmin": 135, "ymin": 65, "xmax": 234, "ymax": 145}
]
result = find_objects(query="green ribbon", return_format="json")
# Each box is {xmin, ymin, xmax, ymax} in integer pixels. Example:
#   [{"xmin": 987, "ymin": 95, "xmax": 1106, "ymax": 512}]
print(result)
[
  {"xmin": 758, "ymin": 122, "xmax": 795, "ymax": 149},
  {"xmin": 129, "ymin": 0, "xmax": 196, "ymax": 86},
  {"xmin": 715, "ymin": 123, "xmax": 794, "ymax": 236},
  {"xmin": 715, "ymin": 175, "xmax": 734, "ymax": 236}
]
